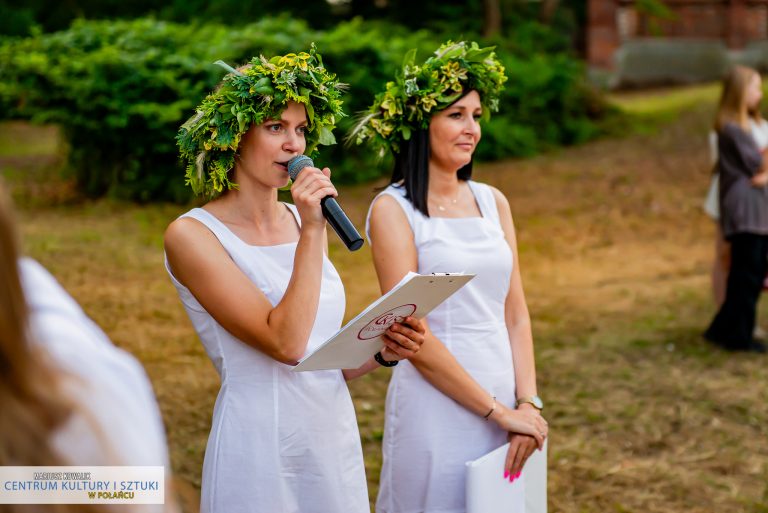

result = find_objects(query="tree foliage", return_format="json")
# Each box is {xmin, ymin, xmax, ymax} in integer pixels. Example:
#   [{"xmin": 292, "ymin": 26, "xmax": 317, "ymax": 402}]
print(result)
[
  {"xmin": 0, "ymin": 16, "xmax": 612, "ymax": 201},
  {"xmin": 0, "ymin": 0, "xmax": 584, "ymax": 42}
]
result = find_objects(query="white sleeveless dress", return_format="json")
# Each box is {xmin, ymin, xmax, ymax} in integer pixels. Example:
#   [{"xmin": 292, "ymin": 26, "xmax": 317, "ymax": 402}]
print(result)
[
  {"xmin": 367, "ymin": 181, "xmax": 525, "ymax": 513},
  {"xmin": 165, "ymin": 205, "xmax": 369, "ymax": 513}
]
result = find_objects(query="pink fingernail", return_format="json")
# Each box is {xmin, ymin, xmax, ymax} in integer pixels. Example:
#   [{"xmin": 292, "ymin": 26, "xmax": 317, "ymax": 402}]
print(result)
[
  {"xmin": 515, "ymin": 471, "xmax": 522, "ymax": 478},
  {"xmin": 504, "ymin": 470, "xmax": 509, "ymax": 479}
]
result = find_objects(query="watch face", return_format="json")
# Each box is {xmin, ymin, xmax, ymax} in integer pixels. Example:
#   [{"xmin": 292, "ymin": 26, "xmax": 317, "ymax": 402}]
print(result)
[{"xmin": 531, "ymin": 396, "xmax": 544, "ymax": 409}]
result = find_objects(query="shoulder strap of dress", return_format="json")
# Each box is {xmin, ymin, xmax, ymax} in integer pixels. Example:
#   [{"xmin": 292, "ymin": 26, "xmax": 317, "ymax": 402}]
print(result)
[
  {"xmin": 179, "ymin": 208, "xmax": 241, "ymax": 249},
  {"xmin": 283, "ymin": 202, "xmax": 302, "ymax": 227},
  {"xmin": 165, "ymin": 208, "xmax": 237, "ymax": 313},
  {"xmin": 468, "ymin": 181, "xmax": 501, "ymax": 225},
  {"xmin": 365, "ymin": 184, "xmax": 417, "ymax": 242}
]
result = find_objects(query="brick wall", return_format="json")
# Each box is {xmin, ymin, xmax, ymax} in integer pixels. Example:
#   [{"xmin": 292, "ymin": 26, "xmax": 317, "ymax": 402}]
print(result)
[{"xmin": 588, "ymin": 0, "xmax": 768, "ymax": 69}]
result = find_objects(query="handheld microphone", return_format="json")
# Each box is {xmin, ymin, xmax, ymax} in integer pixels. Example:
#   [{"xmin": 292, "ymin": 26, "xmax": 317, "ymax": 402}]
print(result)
[{"xmin": 286, "ymin": 155, "xmax": 364, "ymax": 251}]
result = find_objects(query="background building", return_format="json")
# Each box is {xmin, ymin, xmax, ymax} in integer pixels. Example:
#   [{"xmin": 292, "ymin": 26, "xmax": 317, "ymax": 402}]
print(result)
[{"xmin": 587, "ymin": 0, "xmax": 768, "ymax": 87}]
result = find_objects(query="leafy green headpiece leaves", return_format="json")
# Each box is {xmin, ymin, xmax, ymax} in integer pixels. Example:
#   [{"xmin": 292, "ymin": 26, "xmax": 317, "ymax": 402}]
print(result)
[
  {"xmin": 351, "ymin": 41, "xmax": 507, "ymax": 156},
  {"xmin": 177, "ymin": 44, "xmax": 346, "ymax": 198}
]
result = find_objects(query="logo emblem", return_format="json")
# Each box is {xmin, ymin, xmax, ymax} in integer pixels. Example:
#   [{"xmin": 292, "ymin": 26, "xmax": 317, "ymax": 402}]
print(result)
[{"xmin": 357, "ymin": 304, "xmax": 417, "ymax": 340}]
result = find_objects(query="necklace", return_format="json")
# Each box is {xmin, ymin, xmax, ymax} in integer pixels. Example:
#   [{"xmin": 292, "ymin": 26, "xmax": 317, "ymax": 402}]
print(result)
[
  {"xmin": 430, "ymin": 189, "xmax": 461, "ymax": 212},
  {"xmin": 434, "ymin": 197, "xmax": 458, "ymax": 212}
]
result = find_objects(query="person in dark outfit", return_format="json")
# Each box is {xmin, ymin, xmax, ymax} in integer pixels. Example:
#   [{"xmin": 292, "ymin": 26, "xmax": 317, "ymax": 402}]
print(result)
[{"xmin": 705, "ymin": 66, "xmax": 768, "ymax": 353}]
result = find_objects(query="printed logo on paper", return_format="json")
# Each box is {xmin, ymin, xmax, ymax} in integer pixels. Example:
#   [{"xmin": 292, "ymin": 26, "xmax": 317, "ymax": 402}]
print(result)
[
  {"xmin": 357, "ymin": 304, "xmax": 417, "ymax": 340},
  {"xmin": 0, "ymin": 466, "xmax": 164, "ymax": 505}
]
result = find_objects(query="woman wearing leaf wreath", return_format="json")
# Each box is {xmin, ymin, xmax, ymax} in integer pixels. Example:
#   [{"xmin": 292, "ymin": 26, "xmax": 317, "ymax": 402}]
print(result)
[
  {"xmin": 354, "ymin": 41, "xmax": 548, "ymax": 512},
  {"xmin": 166, "ymin": 46, "xmax": 425, "ymax": 513}
]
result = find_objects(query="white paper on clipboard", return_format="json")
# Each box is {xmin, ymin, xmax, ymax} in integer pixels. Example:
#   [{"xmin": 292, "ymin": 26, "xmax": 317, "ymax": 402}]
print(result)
[
  {"xmin": 465, "ymin": 439, "xmax": 548, "ymax": 513},
  {"xmin": 292, "ymin": 271, "xmax": 474, "ymax": 372}
]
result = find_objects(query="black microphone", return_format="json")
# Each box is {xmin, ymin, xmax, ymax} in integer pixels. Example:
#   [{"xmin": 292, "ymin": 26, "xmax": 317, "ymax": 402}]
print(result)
[{"xmin": 286, "ymin": 155, "xmax": 364, "ymax": 251}]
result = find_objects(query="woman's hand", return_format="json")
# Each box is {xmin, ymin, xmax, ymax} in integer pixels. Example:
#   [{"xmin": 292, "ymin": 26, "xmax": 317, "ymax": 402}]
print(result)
[
  {"xmin": 490, "ymin": 404, "xmax": 548, "ymax": 448},
  {"xmin": 290, "ymin": 166, "xmax": 336, "ymax": 227},
  {"xmin": 504, "ymin": 433, "xmax": 538, "ymax": 481},
  {"xmin": 341, "ymin": 317, "xmax": 426, "ymax": 381},
  {"xmin": 379, "ymin": 316, "xmax": 426, "ymax": 362}
]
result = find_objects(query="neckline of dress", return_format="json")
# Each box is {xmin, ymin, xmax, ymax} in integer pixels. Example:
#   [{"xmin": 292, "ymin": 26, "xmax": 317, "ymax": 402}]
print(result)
[
  {"xmin": 392, "ymin": 180, "xmax": 488, "ymax": 220},
  {"xmin": 195, "ymin": 203, "xmax": 301, "ymax": 249},
  {"xmin": 428, "ymin": 214, "xmax": 485, "ymax": 220},
  {"xmin": 428, "ymin": 180, "xmax": 486, "ymax": 220}
]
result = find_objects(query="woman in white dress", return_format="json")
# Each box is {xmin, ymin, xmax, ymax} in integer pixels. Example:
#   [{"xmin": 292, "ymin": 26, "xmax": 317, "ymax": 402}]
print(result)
[
  {"xmin": 704, "ymin": 65, "xmax": 768, "ymax": 308},
  {"xmin": 353, "ymin": 41, "xmax": 548, "ymax": 513},
  {"xmin": 166, "ymin": 48, "xmax": 425, "ymax": 513}
]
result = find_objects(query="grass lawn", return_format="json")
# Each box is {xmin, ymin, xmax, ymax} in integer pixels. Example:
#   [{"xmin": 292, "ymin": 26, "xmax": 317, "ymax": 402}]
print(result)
[{"xmin": 2, "ymin": 85, "xmax": 767, "ymax": 512}]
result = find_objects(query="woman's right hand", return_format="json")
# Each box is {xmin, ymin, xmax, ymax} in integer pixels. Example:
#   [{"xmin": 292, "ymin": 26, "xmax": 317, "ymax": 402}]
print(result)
[
  {"xmin": 290, "ymin": 165, "xmax": 337, "ymax": 227},
  {"xmin": 490, "ymin": 404, "xmax": 548, "ymax": 448}
]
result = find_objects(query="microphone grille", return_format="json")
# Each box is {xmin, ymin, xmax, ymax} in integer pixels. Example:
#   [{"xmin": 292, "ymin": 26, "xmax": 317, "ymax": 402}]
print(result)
[{"xmin": 287, "ymin": 155, "xmax": 314, "ymax": 181}]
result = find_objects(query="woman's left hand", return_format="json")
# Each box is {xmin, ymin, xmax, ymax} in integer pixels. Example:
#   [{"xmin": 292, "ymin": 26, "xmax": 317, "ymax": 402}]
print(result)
[
  {"xmin": 504, "ymin": 433, "xmax": 538, "ymax": 481},
  {"xmin": 379, "ymin": 316, "xmax": 425, "ymax": 362}
]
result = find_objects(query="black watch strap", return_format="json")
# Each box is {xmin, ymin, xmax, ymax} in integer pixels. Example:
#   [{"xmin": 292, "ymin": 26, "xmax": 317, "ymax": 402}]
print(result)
[{"xmin": 374, "ymin": 351, "xmax": 399, "ymax": 367}]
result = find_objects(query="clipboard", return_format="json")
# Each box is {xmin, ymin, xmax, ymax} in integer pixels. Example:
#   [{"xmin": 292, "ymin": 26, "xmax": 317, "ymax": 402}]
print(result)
[
  {"xmin": 292, "ymin": 271, "xmax": 474, "ymax": 372},
  {"xmin": 465, "ymin": 439, "xmax": 548, "ymax": 513}
]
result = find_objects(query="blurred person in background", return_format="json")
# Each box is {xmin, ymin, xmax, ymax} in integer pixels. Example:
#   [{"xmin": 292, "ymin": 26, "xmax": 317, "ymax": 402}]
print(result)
[
  {"xmin": 703, "ymin": 65, "xmax": 768, "ymax": 334},
  {"xmin": 704, "ymin": 66, "xmax": 768, "ymax": 353}
]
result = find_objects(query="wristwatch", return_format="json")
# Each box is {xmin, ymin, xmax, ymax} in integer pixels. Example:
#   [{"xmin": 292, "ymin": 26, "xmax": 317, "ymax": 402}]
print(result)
[{"xmin": 515, "ymin": 395, "xmax": 544, "ymax": 411}]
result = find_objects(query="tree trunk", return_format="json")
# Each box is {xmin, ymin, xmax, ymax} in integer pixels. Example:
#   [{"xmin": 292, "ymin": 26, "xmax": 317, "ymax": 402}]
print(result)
[
  {"xmin": 483, "ymin": 0, "xmax": 502, "ymax": 37},
  {"xmin": 540, "ymin": 0, "xmax": 560, "ymax": 24}
]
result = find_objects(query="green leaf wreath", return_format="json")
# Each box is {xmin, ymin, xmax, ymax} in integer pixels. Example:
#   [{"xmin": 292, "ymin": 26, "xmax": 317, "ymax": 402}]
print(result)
[
  {"xmin": 177, "ymin": 44, "xmax": 346, "ymax": 198},
  {"xmin": 351, "ymin": 40, "xmax": 507, "ymax": 157}
]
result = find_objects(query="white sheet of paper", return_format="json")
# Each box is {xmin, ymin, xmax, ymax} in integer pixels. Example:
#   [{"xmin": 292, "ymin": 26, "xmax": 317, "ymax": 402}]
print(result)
[
  {"xmin": 465, "ymin": 439, "xmax": 547, "ymax": 513},
  {"xmin": 292, "ymin": 272, "xmax": 474, "ymax": 371}
]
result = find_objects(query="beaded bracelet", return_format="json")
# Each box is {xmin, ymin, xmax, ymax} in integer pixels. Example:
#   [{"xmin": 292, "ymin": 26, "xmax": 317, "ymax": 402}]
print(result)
[{"xmin": 374, "ymin": 351, "xmax": 399, "ymax": 367}]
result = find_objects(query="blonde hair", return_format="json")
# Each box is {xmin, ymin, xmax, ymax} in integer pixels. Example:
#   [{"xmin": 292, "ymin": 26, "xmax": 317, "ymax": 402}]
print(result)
[
  {"xmin": 0, "ymin": 188, "xmax": 105, "ymax": 513},
  {"xmin": 715, "ymin": 65, "xmax": 763, "ymax": 132}
]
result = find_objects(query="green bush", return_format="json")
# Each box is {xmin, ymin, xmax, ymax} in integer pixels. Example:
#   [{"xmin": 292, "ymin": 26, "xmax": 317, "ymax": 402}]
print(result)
[
  {"xmin": 0, "ymin": 16, "xmax": 315, "ymax": 201},
  {"xmin": 0, "ymin": 17, "xmax": 612, "ymax": 201}
]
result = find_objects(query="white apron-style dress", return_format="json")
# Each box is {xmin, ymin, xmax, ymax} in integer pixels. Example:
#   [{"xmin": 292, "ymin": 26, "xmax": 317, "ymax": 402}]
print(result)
[
  {"xmin": 367, "ymin": 181, "xmax": 524, "ymax": 513},
  {"xmin": 165, "ymin": 205, "xmax": 369, "ymax": 513}
]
